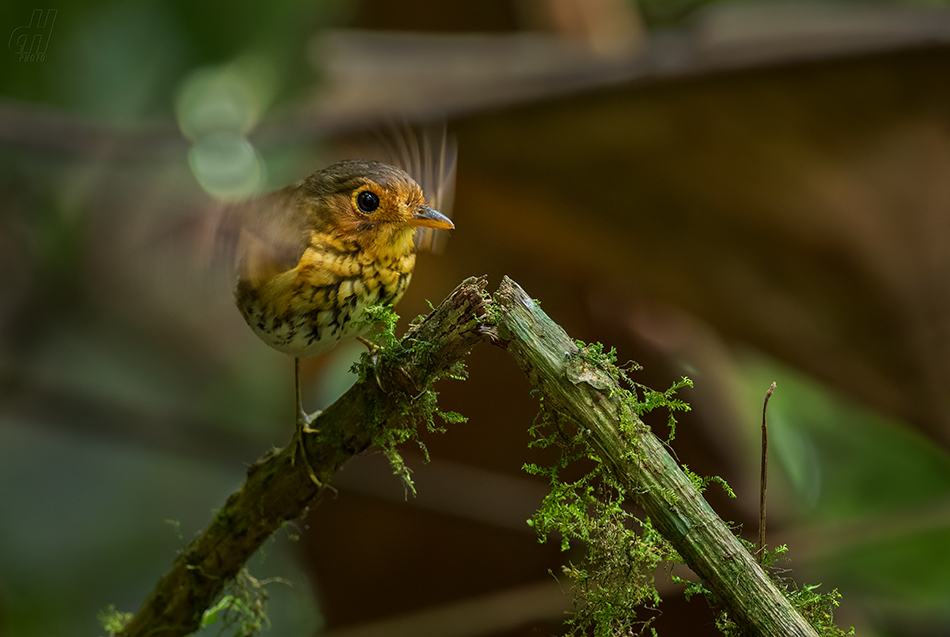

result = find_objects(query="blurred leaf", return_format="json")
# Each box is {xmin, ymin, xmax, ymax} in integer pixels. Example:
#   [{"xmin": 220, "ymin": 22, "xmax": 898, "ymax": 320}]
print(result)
[
  {"xmin": 738, "ymin": 353, "xmax": 950, "ymax": 521},
  {"xmin": 1, "ymin": 0, "xmax": 348, "ymax": 115},
  {"xmin": 736, "ymin": 353, "xmax": 950, "ymax": 626}
]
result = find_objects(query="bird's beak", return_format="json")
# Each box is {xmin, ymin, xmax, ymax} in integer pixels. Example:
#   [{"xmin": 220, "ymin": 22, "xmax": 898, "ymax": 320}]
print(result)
[{"xmin": 408, "ymin": 205, "xmax": 454, "ymax": 230}]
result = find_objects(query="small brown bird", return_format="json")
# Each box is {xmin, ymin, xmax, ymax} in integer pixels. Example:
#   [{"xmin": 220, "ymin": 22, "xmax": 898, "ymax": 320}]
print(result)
[{"xmin": 221, "ymin": 159, "xmax": 454, "ymax": 481}]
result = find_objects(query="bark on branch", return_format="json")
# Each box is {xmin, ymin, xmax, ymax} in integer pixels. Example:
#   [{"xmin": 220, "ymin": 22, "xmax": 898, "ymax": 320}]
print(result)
[
  {"xmin": 119, "ymin": 275, "xmax": 819, "ymax": 637},
  {"xmin": 118, "ymin": 276, "xmax": 490, "ymax": 637},
  {"xmin": 492, "ymin": 277, "xmax": 818, "ymax": 637}
]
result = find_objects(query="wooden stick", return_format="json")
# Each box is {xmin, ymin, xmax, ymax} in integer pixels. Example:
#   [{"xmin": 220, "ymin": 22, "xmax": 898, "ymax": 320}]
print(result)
[{"xmin": 758, "ymin": 381, "xmax": 777, "ymax": 565}]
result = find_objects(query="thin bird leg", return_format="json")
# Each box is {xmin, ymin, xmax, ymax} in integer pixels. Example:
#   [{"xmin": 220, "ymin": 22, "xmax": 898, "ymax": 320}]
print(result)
[
  {"xmin": 295, "ymin": 357, "xmax": 319, "ymax": 432},
  {"xmin": 356, "ymin": 336, "xmax": 380, "ymax": 351},
  {"xmin": 292, "ymin": 357, "xmax": 322, "ymax": 486}
]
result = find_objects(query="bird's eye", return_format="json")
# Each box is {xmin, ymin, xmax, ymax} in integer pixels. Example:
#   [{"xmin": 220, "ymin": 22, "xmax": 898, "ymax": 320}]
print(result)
[{"xmin": 356, "ymin": 190, "xmax": 380, "ymax": 213}]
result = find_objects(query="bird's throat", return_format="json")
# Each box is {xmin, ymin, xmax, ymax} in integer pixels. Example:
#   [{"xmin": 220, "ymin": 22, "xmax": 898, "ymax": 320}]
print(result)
[{"xmin": 370, "ymin": 224, "xmax": 417, "ymax": 261}]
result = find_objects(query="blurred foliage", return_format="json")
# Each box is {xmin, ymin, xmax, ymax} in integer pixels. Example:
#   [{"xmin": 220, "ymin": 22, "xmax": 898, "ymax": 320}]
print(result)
[
  {"xmin": 1, "ymin": 2, "xmax": 345, "ymax": 636},
  {"xmin": 0, "ymin": 418, "xmax": 321, "ymax": 636},
  {"xmin": 637, "ymin": 0, "xmax": 950, "ymax": 28},
  {"xmin": 0, "ymin": 0, "xmax": 350, "ymax": 116},
  {"xmin": 638, "ymin": 0, "xmax": 717, "ymax": 26},
  {"xmin": 741, "ymin": 356, "xmax": 950, "ymax": 522},
  {"xmin": 749, "ymin": 356, "xmax": 950, "ymax": 523},
  {"xmin": 737, "ymin": 353, "xmax": 950, "ymax": 630}
]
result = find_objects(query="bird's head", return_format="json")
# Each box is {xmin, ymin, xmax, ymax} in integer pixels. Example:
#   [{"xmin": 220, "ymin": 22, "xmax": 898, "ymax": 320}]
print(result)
[{"xmin": 300, "ymin": 159, "xmax": 453, "ymax": 255}]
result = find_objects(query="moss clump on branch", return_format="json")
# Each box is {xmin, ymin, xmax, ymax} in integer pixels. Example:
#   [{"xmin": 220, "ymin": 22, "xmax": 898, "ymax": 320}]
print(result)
[
  {"xmin": 197, "ymin": 569, "xmax": 287, "ymax": 637},
  {"xmin": 524, "ymin": 336, "xmax": 851, "ymax": 637},
  {"xmin": 524, "ymin": 339, "xmax": 695, "ymax": 636},
  {"xmin": 98, "ymin": 605, "xmax": 133, "ymax": 637},
  {"xmin": 350, "ymin": 303, "xmax": 468, "ymax": 495},
  {"xmin": 704, "ymin": 544, "xmax": 855, "ymax": 637}
]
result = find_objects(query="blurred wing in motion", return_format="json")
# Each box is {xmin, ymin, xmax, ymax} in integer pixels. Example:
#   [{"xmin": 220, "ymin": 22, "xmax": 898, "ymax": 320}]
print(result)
[
  {"xmin": 204, "ymin": 186, "xmax": 310, "ymax": 288},
  {"xmin": 369, "ymin": 122, "xmax": 458, "ymax": 253}
]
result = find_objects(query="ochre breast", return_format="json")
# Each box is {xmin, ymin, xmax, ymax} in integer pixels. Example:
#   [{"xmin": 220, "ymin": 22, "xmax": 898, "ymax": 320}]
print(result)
[{"xmin": 235, "ymin": 231, "xmax": 417, "ymax": 357}]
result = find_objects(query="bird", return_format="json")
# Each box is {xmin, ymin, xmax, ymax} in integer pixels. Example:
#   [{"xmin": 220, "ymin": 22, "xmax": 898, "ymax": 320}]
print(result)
[{"xmin": 218, "ymin": 159, "xmax": 454, "ymax": 483}]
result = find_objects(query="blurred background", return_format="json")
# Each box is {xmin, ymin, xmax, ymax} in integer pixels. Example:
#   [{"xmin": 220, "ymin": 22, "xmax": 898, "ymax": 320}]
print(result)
[{"xmin": 3, "ymin": 0, "xmax": 950, "ymax": 635}]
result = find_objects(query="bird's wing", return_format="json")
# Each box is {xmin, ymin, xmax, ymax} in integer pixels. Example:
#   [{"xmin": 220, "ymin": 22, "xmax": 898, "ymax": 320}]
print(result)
[{"xmin": 209, "ymin": 187, "xmax": 311, "ymax": 284}]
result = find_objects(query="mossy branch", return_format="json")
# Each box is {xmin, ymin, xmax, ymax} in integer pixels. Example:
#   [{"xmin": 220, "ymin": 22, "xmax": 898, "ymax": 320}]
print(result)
[
  {"xmin": 492, "ymin": 277, "xmax": 819, "ymax": 637},
  {"xmin": 117, "ymin": 276, "xmax": 490, "ymax": 637},
  {"xmin": 119, "ymin": 275, "xmax": 822, "ymax": 637}
]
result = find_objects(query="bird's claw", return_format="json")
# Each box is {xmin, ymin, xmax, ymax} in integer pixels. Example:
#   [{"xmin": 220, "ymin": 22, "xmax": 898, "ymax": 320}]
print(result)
[
  {"xmin": 297, "ymin": 409, "xmax": 322, "ymax": 433},
  {"xmin": 292, "ymin": 412, "xmax": 323, "ymax": 486},
  {"xmin": 356, "ymin": 337, "xmax": 386, "ymax": 390}
]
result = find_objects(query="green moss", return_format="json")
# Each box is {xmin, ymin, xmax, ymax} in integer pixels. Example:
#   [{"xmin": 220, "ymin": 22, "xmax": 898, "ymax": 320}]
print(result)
[
  {"xmin": 530, "ymin": 338, "xmax": 852, "ymax": 636},
  {"xmin": 709, "ymin": 544, "xmax": 854, "ymax": 636},
  {"xmin": 349, "ymin": 304, "xmax": 467, "ymax": 495},
  {"xmin": 760, "ymin": 546, "xmax": 854, "ymax": 637},
  {"xmin": 569, "ymin": 339, "xmax": 691, "ymax": 442},
  {"xmin": 165, "ymin": 518, "xmax": 185, "ymax": 544},
  {"xmin": 199, "ymin": 569, "xmax": 288, "ymax": 637},
  {"xmin": 525, "ymin": 340, "xmax": 693, "ymax": 635},
  {"xmin": 97, "ymin": 604, "xmax": 133, "ymax": 637},
  {"xmin": 681, "ymin": 465, "xmax": 736, "ymax": 499}
]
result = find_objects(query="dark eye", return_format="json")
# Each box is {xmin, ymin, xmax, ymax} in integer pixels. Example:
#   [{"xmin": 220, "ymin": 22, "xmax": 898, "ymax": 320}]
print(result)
[{"xmin": 356, "ymin": 190, "xmax": 380, "ymax": 213}]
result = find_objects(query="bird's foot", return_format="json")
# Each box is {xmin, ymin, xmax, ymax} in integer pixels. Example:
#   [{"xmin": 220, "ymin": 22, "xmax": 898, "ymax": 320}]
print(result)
[
  {"xmin": 298, "ymin": 408, "xmax": 322, "ymax": 433},
  {"xmin": 292, "ymin": 410, "xmax": 323, "ymax": 486},
  {"xmin": 355, "ymin": 337, "xmax": 387, "ymax": 390}
]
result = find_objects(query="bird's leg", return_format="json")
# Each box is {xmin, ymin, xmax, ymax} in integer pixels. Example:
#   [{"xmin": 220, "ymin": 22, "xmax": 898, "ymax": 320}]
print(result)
[
  {"xmin": 295, "ymin": 357, "xmax": 321, "ymax": 431},
  {"xmin": 356, "ymin": 335, "xmax": 380, "ymax": 352},
  {"xmin": 356, "ymin": 336, "xmax": 386, "ymax": 390},
  {"xmin": 292, "ymin": 357, "xmax": 322, "ymax": 486}
]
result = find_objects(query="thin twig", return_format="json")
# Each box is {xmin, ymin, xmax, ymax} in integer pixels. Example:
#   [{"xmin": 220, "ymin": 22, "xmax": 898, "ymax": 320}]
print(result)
[{"xmin": 758, "ymin": 381, "xmax": 776, "ymax": 565}]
